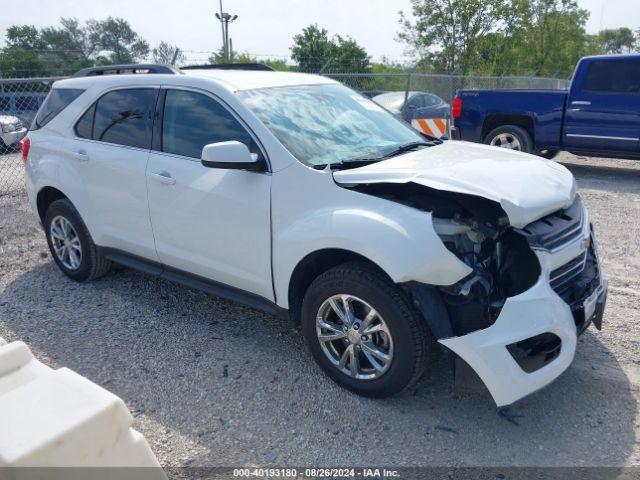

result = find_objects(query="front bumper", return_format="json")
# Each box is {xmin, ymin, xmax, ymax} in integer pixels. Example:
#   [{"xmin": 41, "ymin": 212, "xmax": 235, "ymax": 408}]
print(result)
[
  {"xmin": 439, "ymin": 223, "xmax": 607, "ymax": 407},
  {"xmin": 0, "ymin": 127, "xmax": 27, "ymax": 147}
]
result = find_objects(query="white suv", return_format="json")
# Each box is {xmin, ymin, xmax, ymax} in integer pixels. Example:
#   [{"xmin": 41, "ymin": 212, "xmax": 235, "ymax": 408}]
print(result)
[{"xmin": 23, "ymin": 65, "xmax": 607, "ymax": 406}]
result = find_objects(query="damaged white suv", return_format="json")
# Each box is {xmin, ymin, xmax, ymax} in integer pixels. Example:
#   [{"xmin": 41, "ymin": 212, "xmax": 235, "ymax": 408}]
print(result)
[{"xmin": 24, "ymin": 65, "xmax": 607, "ymax": 406}]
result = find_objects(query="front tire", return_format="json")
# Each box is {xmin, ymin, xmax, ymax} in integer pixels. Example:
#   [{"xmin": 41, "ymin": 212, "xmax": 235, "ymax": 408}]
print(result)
[
  {"xmin": 301, "ymin": 262, "xmax": 430, "ymax": 398},
  {"xmin": 44, "ymin": 199, "xmax": 112, "ymax": 282},
  {"xmin": 485, "ymin": 125, "xmax": 533, "ymax": 153}
]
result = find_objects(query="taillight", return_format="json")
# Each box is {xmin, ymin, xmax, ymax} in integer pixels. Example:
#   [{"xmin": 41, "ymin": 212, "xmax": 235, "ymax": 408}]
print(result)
[
  {"xmin": 452, "ymin": 97, "xmax": 462, "ymax": 119},
  {"xmin": 20, "ymin": 137, "xmax": 30, "ymax": 165}
]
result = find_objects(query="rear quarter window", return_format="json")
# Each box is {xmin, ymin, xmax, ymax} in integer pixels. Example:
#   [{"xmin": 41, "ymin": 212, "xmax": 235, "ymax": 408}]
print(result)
[{"xmin": 32, "ymin": 88, "xmax": 85, "ymax": 130}]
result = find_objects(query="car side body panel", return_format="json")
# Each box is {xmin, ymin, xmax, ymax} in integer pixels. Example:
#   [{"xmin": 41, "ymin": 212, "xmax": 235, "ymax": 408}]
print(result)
[{"xmin": 270, "ymin": 162, "xmax": 473, "ymax": 309}]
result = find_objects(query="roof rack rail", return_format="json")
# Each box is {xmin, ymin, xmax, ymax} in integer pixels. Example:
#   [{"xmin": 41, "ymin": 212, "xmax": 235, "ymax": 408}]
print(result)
[
  {"xmin": 180, "ymin": 63, "xmax": 275, "ymax": 72},
  {"xmin": 72, "ymin": 64, "xmax": 181, "ymax": 78}
]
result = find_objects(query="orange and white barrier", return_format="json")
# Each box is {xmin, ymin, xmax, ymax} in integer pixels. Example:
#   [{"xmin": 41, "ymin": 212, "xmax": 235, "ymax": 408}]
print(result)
[{"xmin": 411, "ymin": 118, "xmax": 450, "ymax": 139}]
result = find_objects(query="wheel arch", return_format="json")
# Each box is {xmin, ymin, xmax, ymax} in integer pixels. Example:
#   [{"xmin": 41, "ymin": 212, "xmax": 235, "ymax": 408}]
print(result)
[
  {"xmin": 36, "ymin": 186, "xmax": 69, "ymax": 224},
  {"xmin": 287, "ymin": 248, "xmax": 392, "ymax": 327}
]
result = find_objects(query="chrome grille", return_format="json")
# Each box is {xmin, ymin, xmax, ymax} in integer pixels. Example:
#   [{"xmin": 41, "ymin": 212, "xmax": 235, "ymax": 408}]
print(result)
[
  {"xmin": 518, "ymin": 196, "xmax": 584, "ymax": 252},
  {"xmin": 550, "ymin": 251, "xmax": 587, "ymax": 294}
]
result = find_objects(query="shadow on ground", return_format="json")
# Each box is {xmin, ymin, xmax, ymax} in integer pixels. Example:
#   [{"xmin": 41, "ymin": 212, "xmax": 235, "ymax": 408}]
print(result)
[{"xmin": 559, "ymin": 160, "xmax": 640, "ymax": 195}]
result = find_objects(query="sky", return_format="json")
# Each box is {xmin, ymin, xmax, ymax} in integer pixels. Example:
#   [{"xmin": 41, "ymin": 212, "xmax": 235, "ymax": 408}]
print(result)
[{"xmin": 0, "ymin": 0, "xmax": 638, "ymax": 62}]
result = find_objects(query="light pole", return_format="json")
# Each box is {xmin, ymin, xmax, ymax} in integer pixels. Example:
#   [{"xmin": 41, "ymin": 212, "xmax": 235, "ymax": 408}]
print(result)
[{"xmin": 215, "ymin": 1, "xmax": 238, "ymax": 63}]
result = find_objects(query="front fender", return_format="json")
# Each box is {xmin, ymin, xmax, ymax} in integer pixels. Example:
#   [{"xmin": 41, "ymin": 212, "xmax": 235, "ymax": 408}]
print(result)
[{"xmin": 271, "ymin": 164, "xmax": 471, "ymax": 308}]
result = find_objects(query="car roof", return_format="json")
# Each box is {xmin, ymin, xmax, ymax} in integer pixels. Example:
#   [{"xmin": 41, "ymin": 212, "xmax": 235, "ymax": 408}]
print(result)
[
  {"xmin": 581, "ymin": 53, "xmax": 640, "ymax": 61},
  {"xmin": 53, "ymin": 69, "xmax": 337, "ymax": 92}
]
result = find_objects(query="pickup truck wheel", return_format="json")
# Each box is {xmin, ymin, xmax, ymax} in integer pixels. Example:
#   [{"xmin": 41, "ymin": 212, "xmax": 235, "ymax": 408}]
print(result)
[
  {"xmin": 44, "ymin": 199, "xmax": 112, "ymax": 282},
  {"xmin": 485, "ymin": 125, "xmax": 533, "ymax": 153},
  {"xmin": 301, "ymin": 262, "xmax": 429, "ymax": 398},
  {"xmin": 539, "ymin": 149, "xmax": 559, "ymax": 159}
]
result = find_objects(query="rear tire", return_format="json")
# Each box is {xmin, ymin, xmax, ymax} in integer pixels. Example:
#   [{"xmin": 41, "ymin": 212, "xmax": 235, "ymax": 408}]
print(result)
[
  {"xmin": 485, "ymin": 125, "xmax": 533, "ymax": 154},
  {"xmin": 44, "ymin": 199, "xmax": 112, "ymax": 282},
  {"xmin": 300, "ymin": 262, "xmax": 430, "ymax": 398}
]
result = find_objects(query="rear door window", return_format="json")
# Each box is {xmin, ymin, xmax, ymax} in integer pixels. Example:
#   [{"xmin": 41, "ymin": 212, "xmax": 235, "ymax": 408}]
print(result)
[
  {"xmin": 33, "ymin": 88, "xmax": 85, "ymax": 129},
  {"xmin": 91, "ymin": 89, "xmax": 156, "ymax": 149},
  {"xmin": 582, "ymin": 60, "xmax": 640, "ymax": 94}
]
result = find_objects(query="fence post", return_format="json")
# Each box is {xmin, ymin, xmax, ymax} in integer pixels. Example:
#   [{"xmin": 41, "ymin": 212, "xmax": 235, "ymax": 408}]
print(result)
[
  {"xmin": 404, "ymin": 72, "xmax": 412, "ymax": 104},
  {"xmin": 449, "ymin": 75, "xmax": 455, "ymax": 102}
]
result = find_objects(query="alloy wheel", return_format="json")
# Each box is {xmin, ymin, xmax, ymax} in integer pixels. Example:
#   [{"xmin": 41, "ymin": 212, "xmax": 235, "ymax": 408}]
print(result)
[
  {"xmin": 316, "ymin": 294, "xmax": 394, "ymax": 380},
  {"xmin": 490, "ymin": 133, "xmax": 522, "ymax": 150},
  {"xmin": 50, "ymin": 215, "xmax": 82, "ymax": 270}
]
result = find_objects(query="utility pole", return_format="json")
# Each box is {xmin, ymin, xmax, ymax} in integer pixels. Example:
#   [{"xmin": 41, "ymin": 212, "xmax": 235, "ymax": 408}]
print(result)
[{"xmin": 215, "ymin": 0, "xmax": 238, "ymax": 63}]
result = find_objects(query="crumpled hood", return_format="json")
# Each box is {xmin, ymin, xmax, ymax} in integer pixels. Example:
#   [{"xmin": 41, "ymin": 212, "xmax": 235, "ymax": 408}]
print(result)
[{"xmin": 333, "ymin": 141, "xmax": 576, "ymax": 228}]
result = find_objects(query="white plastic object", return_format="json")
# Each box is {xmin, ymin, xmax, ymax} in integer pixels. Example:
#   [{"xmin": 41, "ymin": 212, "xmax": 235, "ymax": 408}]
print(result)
[{"xmin": 0, "ymin": 337, "xmax": 165, "ymax": 475}]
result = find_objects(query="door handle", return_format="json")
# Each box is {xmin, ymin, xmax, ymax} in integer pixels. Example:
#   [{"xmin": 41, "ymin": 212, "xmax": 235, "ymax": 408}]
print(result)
[
  {"xmin": 72, "ymin": 151, "xmax": 89, "ymax": 162},
  {"xmin": 151, "ymin": 171, "xmax": 176, "ymax": 185},
  {"xmin": 571, "ymin": 100, "xmax": 591, "ymax": 106}
]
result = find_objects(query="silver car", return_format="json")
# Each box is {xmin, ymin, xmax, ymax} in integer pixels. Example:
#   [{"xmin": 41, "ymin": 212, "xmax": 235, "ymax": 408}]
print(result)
[{"xmin": 0, "ymin": 115, "xmax": 27, "ymax": 152}]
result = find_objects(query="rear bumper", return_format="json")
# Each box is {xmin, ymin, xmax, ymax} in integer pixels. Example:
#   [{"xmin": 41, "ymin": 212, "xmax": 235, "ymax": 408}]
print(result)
[{"xmin": 440, "ymin": 225, "xmax": 606, "ymax": 407}]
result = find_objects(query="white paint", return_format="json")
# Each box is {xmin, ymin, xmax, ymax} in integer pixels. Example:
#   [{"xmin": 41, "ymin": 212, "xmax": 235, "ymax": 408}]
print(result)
[
  {"xmin": 440, "ymin": 210, "xmax": 593, "ymax": 407},
  {"xmin": 0, "ymin": 339, "xmax": 164, "ymax": 471},
  {"xmin": 201, "ymin": 140, "xmax": 255, "ymax": 165},
  {"xmin": 333, "ymin": 140, "xmax": 577, "ymax": 228}
]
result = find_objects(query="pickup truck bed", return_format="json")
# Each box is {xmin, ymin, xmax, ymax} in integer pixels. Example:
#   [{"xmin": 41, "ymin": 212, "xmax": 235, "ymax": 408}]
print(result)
[{"xmin": 454, "ymin": 89, "xmax": 567, "ymax": 153}]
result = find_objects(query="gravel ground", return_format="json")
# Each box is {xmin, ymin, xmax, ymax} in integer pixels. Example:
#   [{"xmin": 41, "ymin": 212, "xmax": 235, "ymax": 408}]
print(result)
[{"xmin": 1, "ymin": 151, "xmax": 639, "ymax": 468}]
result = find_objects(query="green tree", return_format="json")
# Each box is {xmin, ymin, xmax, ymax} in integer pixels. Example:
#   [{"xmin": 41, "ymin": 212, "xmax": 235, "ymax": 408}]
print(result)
[
  {"xmin": 598, "ymin": 27, "xmax": 636, "ymax": 54},
  {"xmin": 88, "ymin": 17, "xmax": 149, "ymax": 64},
  {"xmin": 0, "ymin": 17, "xmax": 150, "ymax": 76},
  {"xmin": 290, "ymin": 24, "xmax": 335, "ymax": 72},
  {"xmin": 398, "ymin": 0, "xmax": 517, "ymax": 74},
  {"xmin": 290, "ymin": 24, "xmax": 370, "ymax": 73},
  {"xmin": 523, "ymin": 0, "xmax": 594, "ymax": 77},
  {"xmin": 0, "ymin": 26, "xmax": 48, "ymax": 76},
  {"xmin": 261, "ymin": 58, "xmax": 291, "ymax": 71},
  {"xmin": 207, "ymin": 48, "xmax": 257, "ymax": 64},
  {"xmin": 152, "ymin": 41, "xmax": 186, "ymax": 65}
]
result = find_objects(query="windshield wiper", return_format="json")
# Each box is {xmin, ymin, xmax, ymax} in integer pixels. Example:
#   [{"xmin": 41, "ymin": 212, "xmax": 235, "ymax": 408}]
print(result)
[
  {"xmin": 312, "ymin": 158, "xmax": 382, "ymax": 170},
  {"xmin": 312, "ymin": 140, "xmax": 440, "ymax": 171},
  {"xmin": 380, "ymin": 141, "xmax": 434, "ymax": 159}
]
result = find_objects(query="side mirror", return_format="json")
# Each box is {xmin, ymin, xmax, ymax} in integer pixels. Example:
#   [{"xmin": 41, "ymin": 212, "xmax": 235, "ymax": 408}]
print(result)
[{"xmin": 201, "ymin": 141, "xmax": 263, "ymax": 171}]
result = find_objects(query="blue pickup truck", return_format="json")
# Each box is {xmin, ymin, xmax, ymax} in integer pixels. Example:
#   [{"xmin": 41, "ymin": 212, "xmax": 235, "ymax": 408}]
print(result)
[{"xmin": 452, "ymin": 54, "xmax": 640, "ymax": 159}]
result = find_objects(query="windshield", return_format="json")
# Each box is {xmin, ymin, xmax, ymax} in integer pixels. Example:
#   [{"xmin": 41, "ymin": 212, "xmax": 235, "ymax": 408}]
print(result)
[{"xmin": 237, "ymin": 84, "xmax": 425, "ymax": 167}]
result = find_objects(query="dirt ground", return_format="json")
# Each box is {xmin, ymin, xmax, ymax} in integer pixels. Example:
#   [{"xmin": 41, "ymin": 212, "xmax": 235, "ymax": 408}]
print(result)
[{"xmin": 1, "ymin": 151, "xmax": 639, "ymax": 468}]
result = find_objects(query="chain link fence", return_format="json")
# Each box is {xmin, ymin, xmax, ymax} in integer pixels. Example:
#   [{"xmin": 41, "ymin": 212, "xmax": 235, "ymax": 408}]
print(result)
[
  {"xmin": 1, "ymin": 77, "xmax": 64, "ymax": 195},
  {"xmin": 325, "ymin": 72, "xmax": 570, "ymax": 102},
  {"xmin": 0, "ymin": 70, "xmax": 569, "ymax": 196}
]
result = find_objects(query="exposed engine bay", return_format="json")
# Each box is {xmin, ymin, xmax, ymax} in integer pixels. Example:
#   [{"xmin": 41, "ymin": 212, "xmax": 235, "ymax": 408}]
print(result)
[{"xmin": 349, "ymin": 183, "xmax": 542, "ymax": 336}]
